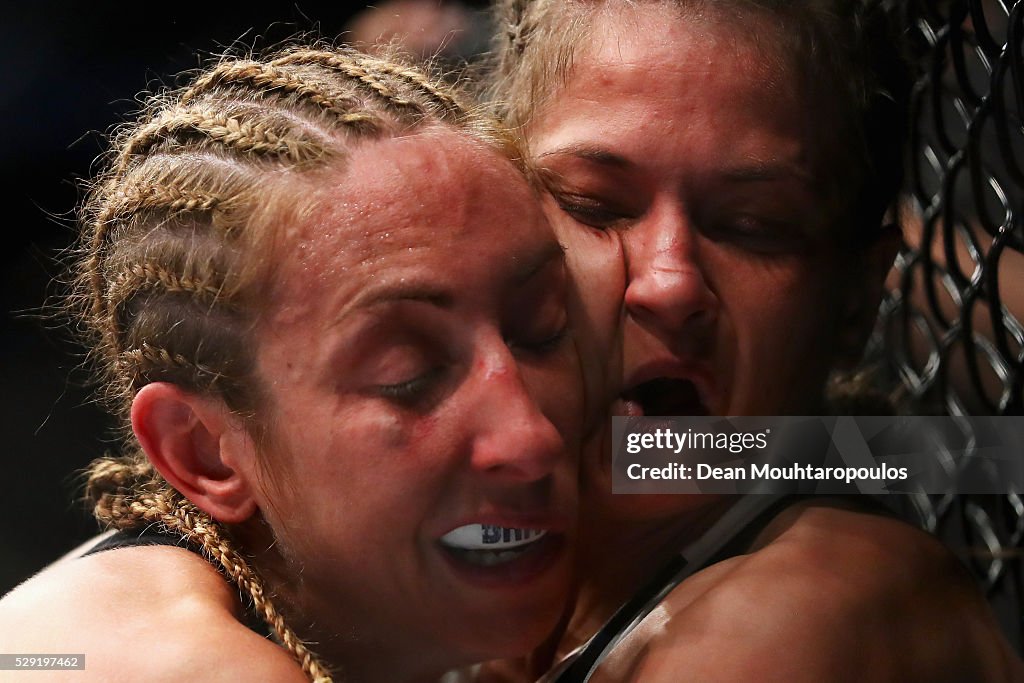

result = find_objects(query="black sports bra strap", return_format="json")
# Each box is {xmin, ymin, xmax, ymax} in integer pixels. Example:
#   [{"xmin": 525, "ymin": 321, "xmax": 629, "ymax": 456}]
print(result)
[
  {"xmin": 83, "ymin": 527, "xmax": 193, "ymax": 556},
  {"xmin": 81, "ymin": 527, "xmax": 273, "ymax": 639},
  {"xmin": 553, "ymin": 493, "xmax": 798, "ymax": 683}
]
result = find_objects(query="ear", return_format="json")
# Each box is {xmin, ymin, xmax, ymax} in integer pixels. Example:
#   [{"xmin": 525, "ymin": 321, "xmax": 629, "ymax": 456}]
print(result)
[
  {"xmin": 131, "ymin": 382, "xmax": 259, "ymax": 524},
  {"xmin": 833, "ymin": 223, "xmax": 903, "ymax": 368}
]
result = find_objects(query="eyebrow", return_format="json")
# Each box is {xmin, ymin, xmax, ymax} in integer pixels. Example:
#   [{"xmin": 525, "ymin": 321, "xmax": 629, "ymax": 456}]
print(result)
[
  {"xmin": 323, "ymin": 280, "xmax": 452, "ymax": 331},
  {"xmin": 351, "ymin": 283, "xmax": 454, "ymax": 313},
  {"xmin": 539, "ymin": 144, "xmax": 814, "ymax": 189},
  {"xmin": 721, "ymin": 160, "xmax": 814, "ymax": 185},
  {"xmin": 330, "ymin": 241, "xmax": 565, "ymax": 327},
  {"xmin": 536, "ymin": 144, "xmax": 633, "ymax": 169}
]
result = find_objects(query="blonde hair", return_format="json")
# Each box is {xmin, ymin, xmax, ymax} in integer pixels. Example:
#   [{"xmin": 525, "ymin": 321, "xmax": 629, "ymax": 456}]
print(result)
[
  {"xmin": 76, "ymin": 45, "xmax": 522, "ymax": 682},
  {"xmin": 487, "ymin": 0, "xmax": 911, "ymax": 231}
]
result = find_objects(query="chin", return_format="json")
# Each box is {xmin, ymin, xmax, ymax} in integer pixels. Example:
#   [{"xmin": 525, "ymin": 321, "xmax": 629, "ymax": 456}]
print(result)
[{"xmin": 455, "ymin": 599, "xmax": 566, "ymax": 661}]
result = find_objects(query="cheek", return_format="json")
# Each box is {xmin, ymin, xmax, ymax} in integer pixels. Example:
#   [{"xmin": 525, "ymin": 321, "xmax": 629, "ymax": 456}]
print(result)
[
  {"xmin": 717, "ymin": 257, "xmax": 846, "ymax": 403},
  {"xmin": 519, "ymin": 346, "xmax": 586, "ymax": 450},
  {"xmin": 717, "ymin": 251, "xmax": 839, "ymax": 340},
  {"xmin": 546, "ymin": 207, "xmax": 627, "ymax": 423},
  {"xmin": 545, "ymin": 198, "xmax": 626, "ymax": 325},
  {"xmin": 261, "ymin": 407, "xmax": 428, "ymax": 538},
  {"xmin": 411, "ymin": 411, "xmax": 440, "ymax": 443}
]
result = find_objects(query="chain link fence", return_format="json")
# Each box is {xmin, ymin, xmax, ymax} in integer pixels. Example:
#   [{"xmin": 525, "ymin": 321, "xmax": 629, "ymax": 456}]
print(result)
[{"xmin": 876, "ymin": 0, "xmax": 1024, "ymax": 651}]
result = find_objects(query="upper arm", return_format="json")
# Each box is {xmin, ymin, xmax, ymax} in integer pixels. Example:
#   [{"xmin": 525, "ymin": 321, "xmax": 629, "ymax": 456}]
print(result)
[
  {"xmin": 593, "ymin": 507, "xmax": 1024, "ymax": 683},
  {"xmin": 0, "ymin": 546, "xmax": 308, "ymax": 682},
  {"xmin": 134, "ymin": 626, "xmax": 309, "ymax": 683}
]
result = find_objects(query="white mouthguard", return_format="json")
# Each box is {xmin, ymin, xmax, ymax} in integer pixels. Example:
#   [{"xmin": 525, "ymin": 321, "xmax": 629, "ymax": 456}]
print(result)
[{"xmin": 440, "ymin": 524, "xmax": 547, "ymax": 550}]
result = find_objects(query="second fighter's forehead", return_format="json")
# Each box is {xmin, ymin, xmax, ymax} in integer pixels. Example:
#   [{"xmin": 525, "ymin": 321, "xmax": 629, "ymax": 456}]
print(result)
[{"xmin": 530, "ymin": 7, "xmax": 834, "ymax": 204}]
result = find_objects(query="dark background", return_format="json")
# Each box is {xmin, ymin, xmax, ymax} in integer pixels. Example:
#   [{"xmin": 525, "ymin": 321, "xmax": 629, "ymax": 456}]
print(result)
[{"xmin": 1, "ymin": 0, "xmax": 489, "ymax": 597}]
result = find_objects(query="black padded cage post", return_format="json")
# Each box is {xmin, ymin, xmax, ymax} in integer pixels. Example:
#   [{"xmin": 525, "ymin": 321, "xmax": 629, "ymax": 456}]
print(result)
[{"xmin": 875, "ymin": 0, "xmax": 1024, "ymax": 652}]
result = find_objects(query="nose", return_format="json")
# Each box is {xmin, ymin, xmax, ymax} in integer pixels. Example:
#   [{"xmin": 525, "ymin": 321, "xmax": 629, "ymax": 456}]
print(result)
[
  {"xmin": 468, "ymin": 352, "xmax": 567, "ymax": 484},
  {"xmin": 623, "ymin": 205, "xmax": 717, "ymax": 337}
]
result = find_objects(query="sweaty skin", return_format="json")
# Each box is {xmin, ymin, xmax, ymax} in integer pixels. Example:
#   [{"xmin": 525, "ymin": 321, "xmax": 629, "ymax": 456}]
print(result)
[
  {"xmin": 0, "ymin": 545, "xmax": 306, "ymax": 683},
  {"xmin": 476, "ymin": 5, "xmax": 1024, "ymax": 682},
  {"xmin": 583, "ymin": 503, "xmax": 1022, "ymax": 683},
  {"xmin": 0, "ymin": 128, "xmax": 585, "ymax": 683}
]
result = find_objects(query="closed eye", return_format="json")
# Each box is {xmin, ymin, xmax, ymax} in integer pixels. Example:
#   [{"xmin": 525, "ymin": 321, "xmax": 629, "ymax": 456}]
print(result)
[
  {"xmin": 552, "ymin": 192, "xmax": 634, "ymax": 230},
  {"xmin": 376, "ymin": 366, "xmax": 446, "ymax": 407},
  {"xmin": 508, "ymin": 323, "xmax": 570, "ymax": 357},
  {"xmin": 702, "ymin": 215, "xmax": 810, "ymax": 254}
]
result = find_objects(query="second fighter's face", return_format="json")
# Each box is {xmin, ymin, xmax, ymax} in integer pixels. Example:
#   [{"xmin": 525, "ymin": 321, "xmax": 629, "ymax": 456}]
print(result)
[{"xmin": 530, "ymin": 7, "xmax": 873, "ymax": 517}]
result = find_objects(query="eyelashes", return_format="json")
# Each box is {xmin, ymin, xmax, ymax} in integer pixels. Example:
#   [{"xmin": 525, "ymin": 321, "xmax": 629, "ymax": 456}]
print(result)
[
  {"xmin": 551, "ymin": 189, "xmax": 809, "ymax": 254},
  {"xmin": 376, "ymin": 365, "xmax": 446, "ymax": 405},
  {"xmin": 552, "ymin": 192, "xmax": 633, "ymax": 230},
  {"xmin": 509, "ymin": 323, "xmax": 570, "ymax": 356},
  {"xmin": 373, "ymin": 324, "xmax": 569, "ymax": 408},
  {"xmin": 700, "ymin": 216, "xmax": 810, "ymax": 254}
]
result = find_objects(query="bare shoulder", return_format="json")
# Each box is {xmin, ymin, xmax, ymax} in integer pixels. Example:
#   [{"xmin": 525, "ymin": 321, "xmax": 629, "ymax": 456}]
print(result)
[
  {"xmin": 596, "ymin": 502, "xmax": 1024, "ymax": 683},
  {"xmin": 0, "ymin": 545, "xmax": 305, "ymax": 682}
]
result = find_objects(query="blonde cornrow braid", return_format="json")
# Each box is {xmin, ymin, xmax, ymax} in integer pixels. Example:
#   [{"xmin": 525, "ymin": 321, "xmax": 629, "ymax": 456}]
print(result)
[
  {"xmin": 87, "ymin": 196, "xmax": 127, "ymax": 356},
  {"xmin": 180, "ymin": 59, "xmax": 373, "ymax": 124},
  {"xmin": 85, "ymin": 174, "xmax": 183, "ymax": 370},
  {"xmin": 272, "ymin": 50, "xmax": 422, "ymax": 113},
  {"xmin": 176, "ymin": 59, "xmax": 388, "ymax": 141},
  {"xmin": 86, "ymin": 456, "xmax": 158, "ymax": 516},
  {"xmin": 88, "ymin": 169, "xmax": 226, "ymax": 357},
  {"xmin": 484, "ymin": 0, "xmax": 589, "ymax": 130},
  {"xmin": 350, "ymin": 53, "xmax": 466, "ymax": 118},
  {"xmin": 118, "ymin": 109, "xmax": 326, "ymax": 171},
  {"xmin": 89, "ymin": 162, "xmax": 245, "ymax": 360},
  {"xmin": 106, "ymin": 262, "xmax": 224, "ymax": 310},
  {"xmin": 274, "ymin": 49, "xmax": 462, "ymax": 118},
  {"xmin": 119, "ymin": 343, "xmax": 227, "ymax": 389},
  {"xmin": 111, "ymin": 182, "xmax": 223, "ymax": 218},
  {"xmin": 505, "ymin": 0, "xmax": 531, "ymax": 55},
  {"xmin": 95, "ymin": 481, "xmax": 333, "ymax": 682}
]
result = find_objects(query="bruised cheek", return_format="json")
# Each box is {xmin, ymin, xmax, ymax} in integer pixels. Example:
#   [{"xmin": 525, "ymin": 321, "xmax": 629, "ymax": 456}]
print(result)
[
  {"xmin": 372, "ymin": 411, "xmax": 411, "ymax": 449},
  {"xmin": 382, "ymin": 410, "xmax": 452, "ymax": 473},
  {"xmin": 411, "ymin": 402, "xmax": 466, "ymax": 458},
  {"xmin": 411, "ymin": 412, "xmax": 439, "ymax": 443}
]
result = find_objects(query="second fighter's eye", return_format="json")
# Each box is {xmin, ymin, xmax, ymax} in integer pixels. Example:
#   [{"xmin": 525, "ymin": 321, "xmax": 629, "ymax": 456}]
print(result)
[
  {"xmin": 509, "ymin": 322, "xmax": 569, "ymax": 356},
  {"xmin": 702, "ymin": 213, "xmax": 810, "ymax": 255},
  {"xmin": 552, "ymin": 193, "xmax": 633, "ymax": 230}
]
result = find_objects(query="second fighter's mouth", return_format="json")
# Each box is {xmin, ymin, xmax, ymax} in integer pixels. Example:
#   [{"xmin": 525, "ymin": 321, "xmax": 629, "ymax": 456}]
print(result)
[{"xmin": 619, "ymin": 378, "xmax": 710, "ymax": 417}]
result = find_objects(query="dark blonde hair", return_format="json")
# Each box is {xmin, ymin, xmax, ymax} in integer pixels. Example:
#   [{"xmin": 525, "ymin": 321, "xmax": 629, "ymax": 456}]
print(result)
[
  {"xmin": 76, "ymin": 45, "xmax": 522, "ymax": 682},
  {"xmin": 488, "ymin": 0, "xmax": 911, "ymax": 232}
]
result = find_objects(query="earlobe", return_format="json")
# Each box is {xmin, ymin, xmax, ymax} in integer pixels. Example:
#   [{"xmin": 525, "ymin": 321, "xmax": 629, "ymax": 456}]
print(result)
[{"xmin": 131, "ymin": 383, "xmax": 259, "ymax": 524}]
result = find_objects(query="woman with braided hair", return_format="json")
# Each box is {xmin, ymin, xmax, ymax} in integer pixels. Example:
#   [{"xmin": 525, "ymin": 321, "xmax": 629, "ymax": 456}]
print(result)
[
  {"xmin": 477, "ymin": 0, "xmax": 1024, "ymax": 681},
  {"xmin": 0, "ymin": 46, "xmax": 587, "ymax": 682}
]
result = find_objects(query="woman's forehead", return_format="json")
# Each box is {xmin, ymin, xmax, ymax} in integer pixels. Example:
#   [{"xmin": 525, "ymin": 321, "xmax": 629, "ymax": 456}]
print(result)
[
  {"xmin": 536, "ymin": 4, "xmax": 845, "ymax": 213},
  {"xmin": 536, "ymin": 11, "xmax": 807, "ymax": 153},
  {"xmin": 263, "ymin": 130, "xmax": 548, "ymax": 319},
  {"xmin": 280, "ymin": 130, "xmax": 521, "ymax": 248},
  {"xmin": 579, "ymin": 2, "xmax": 793, "ymax": 87}
]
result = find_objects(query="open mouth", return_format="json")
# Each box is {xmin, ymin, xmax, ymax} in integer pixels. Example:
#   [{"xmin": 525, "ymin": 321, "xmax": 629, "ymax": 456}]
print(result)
[
  {"xmin": 620, "ymin": 378, "xmax": 710, "ymax": 417},
  {"xmin": 439, "ymin": 524, "xmax": 550, "ymax": 568}
]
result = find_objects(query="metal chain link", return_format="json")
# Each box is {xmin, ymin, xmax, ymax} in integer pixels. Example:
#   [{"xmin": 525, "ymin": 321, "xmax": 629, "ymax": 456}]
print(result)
[{"xmin": 874, "ymin": 0, "xmax": 1024, "ymax": 651}]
